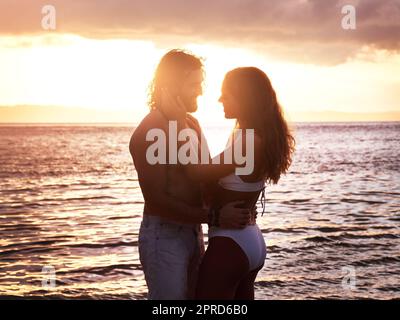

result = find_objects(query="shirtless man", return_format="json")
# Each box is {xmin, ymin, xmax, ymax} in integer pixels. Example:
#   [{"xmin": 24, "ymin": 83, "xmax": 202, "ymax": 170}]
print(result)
[{"xmin": 129, "ymin": 50, "xmax": 251, "ymax": 300}]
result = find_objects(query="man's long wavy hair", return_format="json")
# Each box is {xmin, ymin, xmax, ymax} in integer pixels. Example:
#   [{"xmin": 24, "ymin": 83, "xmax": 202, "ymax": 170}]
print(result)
[
  {"xmin": 148, "ymin": 49, "xmax": 203, "ymax": 110},
  {"xmin": 224, "ymin": 67, "xmax": 295, "ymax": 185}
]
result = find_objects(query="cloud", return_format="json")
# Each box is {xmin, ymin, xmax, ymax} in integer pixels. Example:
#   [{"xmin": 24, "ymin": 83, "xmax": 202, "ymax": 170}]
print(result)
[{"xmin": 0, "ymin": 0, "xmax": 399, "ymax": 64}]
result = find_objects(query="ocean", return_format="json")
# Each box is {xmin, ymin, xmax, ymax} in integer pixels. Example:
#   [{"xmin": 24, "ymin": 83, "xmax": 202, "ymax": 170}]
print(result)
[{"xmin": 0, "ymin": 122, "xmax": 399, "ymax": 299}]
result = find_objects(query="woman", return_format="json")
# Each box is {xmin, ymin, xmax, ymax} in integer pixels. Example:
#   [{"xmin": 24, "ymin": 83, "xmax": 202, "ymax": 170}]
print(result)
[{"xmin": 162, "ymin": 67, "xmax": 295, "ymax": 299}]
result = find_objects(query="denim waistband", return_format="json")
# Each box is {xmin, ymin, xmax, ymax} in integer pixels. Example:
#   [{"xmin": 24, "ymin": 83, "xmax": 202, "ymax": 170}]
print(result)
[{"xmin": 142, "ymin": 214, "xmax": 198, "ymax": 231}]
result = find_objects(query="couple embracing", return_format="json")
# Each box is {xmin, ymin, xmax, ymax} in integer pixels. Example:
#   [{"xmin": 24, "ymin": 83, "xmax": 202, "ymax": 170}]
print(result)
[{"xmin": 129, "ymin": 49, "xmax": 295, "ymax": 300}]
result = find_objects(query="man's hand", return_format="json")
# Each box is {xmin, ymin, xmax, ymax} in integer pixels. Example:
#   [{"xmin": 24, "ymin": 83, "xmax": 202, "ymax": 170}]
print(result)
[
  {"xmin": 218, "ymin": 201, "xmax": 251, "ymax": 229},
  {"xmin": 250, "ymin": 205, "xmax": 258, "ymax": 225}
]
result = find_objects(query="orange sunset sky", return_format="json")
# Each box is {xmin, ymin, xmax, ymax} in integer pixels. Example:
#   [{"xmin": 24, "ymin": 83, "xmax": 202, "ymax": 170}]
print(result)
[{"xmin": 0, "ymin": 0, "xmax": 399, "ymax": 124}]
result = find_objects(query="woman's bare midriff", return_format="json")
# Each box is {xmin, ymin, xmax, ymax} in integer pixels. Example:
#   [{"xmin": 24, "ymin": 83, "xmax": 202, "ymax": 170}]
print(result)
[{"xmin": 209, "ymin": 183, "xmax": 260, "ymax": 225}]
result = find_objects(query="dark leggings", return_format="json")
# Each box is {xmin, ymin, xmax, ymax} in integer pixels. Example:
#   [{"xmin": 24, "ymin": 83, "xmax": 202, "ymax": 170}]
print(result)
[{"xmin": 195, "ymin": 236, "xmax": 263, "ymax": 300}]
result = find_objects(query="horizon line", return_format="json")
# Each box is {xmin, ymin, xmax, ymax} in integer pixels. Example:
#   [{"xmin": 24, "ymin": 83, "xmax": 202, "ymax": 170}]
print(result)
[
  {"xmin": 1, "ymin": 105, "xmax": 399, "ymax": 113},
  {"xmin": 1, "ymin": 120, "xmax": 399, "ymax": 127},
  {"xmin": 1, "ymin": 105, "xmax": 399, "ymax": 123}
]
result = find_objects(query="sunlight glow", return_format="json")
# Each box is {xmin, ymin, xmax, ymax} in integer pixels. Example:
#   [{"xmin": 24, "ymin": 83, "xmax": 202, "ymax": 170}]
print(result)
[{"xmin": 0, "ymin": 34, "xmax": 399, "ymax": 125}]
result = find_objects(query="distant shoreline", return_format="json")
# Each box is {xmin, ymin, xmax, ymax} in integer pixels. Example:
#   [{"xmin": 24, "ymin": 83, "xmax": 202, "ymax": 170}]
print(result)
[
  {"xmin": 1, "ymin": 106, "xmax": 400, "ymax": 124},
  {"xmin": 0, "ymin": 122, "xmax": 136, "ymax": 127},
  {"xmin": 0, "ymin": 121, "xmax": 399, "ymax": 127}
]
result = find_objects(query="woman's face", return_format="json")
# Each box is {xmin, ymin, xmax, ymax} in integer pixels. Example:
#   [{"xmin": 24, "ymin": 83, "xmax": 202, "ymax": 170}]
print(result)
[{"xmin": 219, "ymin": 83, "xmax": 241, "ymax": 119}]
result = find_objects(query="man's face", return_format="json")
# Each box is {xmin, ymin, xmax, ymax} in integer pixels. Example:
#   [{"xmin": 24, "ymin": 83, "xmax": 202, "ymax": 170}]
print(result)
[{"xmin": 179, "ymin": 69, "xmax": 203, "ymax": 113}]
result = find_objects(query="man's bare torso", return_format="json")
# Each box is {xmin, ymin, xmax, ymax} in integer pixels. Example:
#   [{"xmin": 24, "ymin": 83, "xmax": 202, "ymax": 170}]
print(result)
[{"xmin": 130, "ymin": 110, "xmax": 202, "ymax": 216}]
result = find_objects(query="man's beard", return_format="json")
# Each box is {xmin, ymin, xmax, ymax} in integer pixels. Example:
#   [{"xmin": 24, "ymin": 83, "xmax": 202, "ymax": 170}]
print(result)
[{"xmin": 182, "ymin": 95, "xmax": 198, "ymax": 113}]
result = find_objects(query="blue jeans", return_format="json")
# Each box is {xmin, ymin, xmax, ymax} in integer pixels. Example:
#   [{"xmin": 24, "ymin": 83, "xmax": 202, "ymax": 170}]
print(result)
[{"xmin": 138, "ymin": 214, "xmax": 204, "ymax": 300}]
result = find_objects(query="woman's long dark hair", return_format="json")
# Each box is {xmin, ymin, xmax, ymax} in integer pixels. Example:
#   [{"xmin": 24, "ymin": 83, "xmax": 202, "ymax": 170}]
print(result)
[{"xmin": 224, "ymin": 67, "xmax": 295, "ymax": 184}]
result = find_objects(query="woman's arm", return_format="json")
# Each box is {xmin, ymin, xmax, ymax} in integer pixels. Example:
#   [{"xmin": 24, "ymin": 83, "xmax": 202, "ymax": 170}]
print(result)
[{"xmin": 185, "ymin": 130, "xmax": 263, "ymax": 183}]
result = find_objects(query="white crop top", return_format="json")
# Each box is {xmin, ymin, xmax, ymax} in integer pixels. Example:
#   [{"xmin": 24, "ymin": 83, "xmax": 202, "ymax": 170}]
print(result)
[
  {"xmin": 218, "ymin": 173, "xmax": 265, "ymax": 192},
  {"xmin": 217, "ymin": 130, "xmax": 265, "ymax": 192}
]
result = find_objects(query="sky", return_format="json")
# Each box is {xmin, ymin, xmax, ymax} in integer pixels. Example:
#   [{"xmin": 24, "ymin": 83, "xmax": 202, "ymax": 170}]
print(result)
[{"xmin": 0, "ymin": 0, "xmax": 399, "ymax": 123}]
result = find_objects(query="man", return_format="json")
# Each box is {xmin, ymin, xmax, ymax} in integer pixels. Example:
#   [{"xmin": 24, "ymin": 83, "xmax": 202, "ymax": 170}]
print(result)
[{"xmin": 129, "ymin": 49, "xmax": 251, "ymax": 300}]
